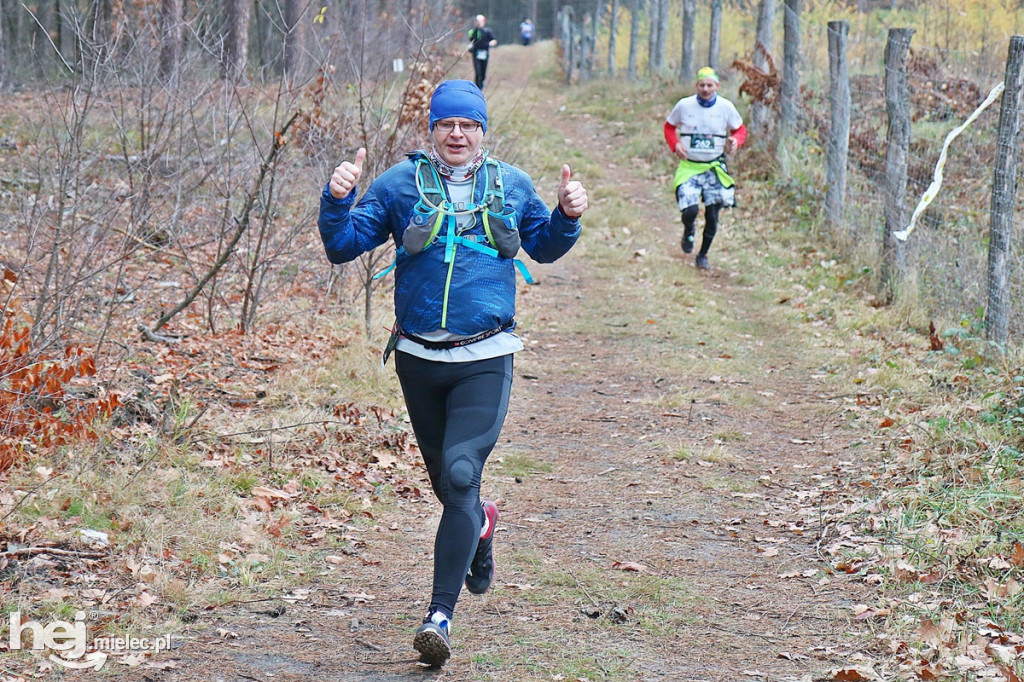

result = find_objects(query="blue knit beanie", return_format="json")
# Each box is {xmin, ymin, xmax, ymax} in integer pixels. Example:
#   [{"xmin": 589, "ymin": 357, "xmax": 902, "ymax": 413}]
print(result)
[{"xmin": 429, "ymin": 80, "xmax": 488, "ymax": 133}]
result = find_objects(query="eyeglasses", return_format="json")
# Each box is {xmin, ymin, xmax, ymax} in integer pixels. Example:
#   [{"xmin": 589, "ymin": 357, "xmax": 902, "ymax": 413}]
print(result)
[{"xmin": 435, "ymin": 120, "xmax": 481, "ymax": 133}]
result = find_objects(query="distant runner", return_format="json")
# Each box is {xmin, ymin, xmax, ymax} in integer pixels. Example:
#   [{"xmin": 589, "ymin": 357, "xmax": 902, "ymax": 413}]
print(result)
[
  {"xmin": 664, "ymin": 66, "xmax": 747, "ymax": 270},
  {"xmin": 519, "ymin": 18, "xmax": 535, "ymax": 46},
  {"xmin": 468, "ymin": 15, "xmax": 498, "ymax": 91}
]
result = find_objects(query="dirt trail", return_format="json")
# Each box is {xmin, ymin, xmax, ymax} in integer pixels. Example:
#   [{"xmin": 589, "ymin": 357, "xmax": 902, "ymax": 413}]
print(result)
[{"xmin": 121, "ymin": 46, "xmax": 875, "ymax": 682}]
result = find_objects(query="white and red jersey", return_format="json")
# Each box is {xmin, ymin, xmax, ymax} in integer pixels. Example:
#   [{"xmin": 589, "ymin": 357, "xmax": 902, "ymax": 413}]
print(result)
[{"xmin": 665, "ymin": 95, "xmax": 744, "ymax": 162}]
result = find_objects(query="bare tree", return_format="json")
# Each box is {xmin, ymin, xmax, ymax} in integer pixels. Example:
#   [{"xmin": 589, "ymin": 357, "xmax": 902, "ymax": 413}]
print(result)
[
  {"xmin": 628, "ymin": 0, "xmax": 642, "ymax": 80},
  {"xmin": 608, "ymin": 0, "xmax": 619, "ymax": 76},
  {"xmin": 158, "ymin": 0, "xmax": 183, "ymax": 83},
  {"xmin": 223, "ymin": 0, "xmax": 250, "ymax": 81},
  {"xmin": 648, "ymin": 0, "xmax": 666, "ymax": 74},
  {"xmin": 708, "ymin": 0, "xmax": 722, "ymax": 72},
  {"xmin": 985, "ymin": 35, "xmax": 1024, "ymax": 347},
  {"xmin": 647, "ymin": 0, "xmax": 658, "ymax": 74},
  {"xmin": 284, "ymin": 0, "xmax": 310, "ymax": 79},
  {"xmin": 0, "ymin": 1, "xmax": 6, "ymax": 89},
  {"xmin": 679, "ymin": 0, "xmax": 695, "ymax": 82},
  {"xmin": 750, "ymin": 0, "xmax": 775, "ymax": 138}
]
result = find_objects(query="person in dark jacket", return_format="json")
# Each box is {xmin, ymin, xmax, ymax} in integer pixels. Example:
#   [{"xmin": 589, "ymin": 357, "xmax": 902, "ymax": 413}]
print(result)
[
  {"xmin": 318, "ymin": 80, "xmax": 588, "ymax": 666},
  {"xmin": 467, "ymin": 15, "xmax": 498, "ymax": 90}
]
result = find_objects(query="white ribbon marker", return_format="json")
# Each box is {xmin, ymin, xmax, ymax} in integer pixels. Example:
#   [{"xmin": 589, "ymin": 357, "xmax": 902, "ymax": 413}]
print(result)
[{"xmin": 894, "ymin": 81, "xmax": 1005, "ymax": 242}]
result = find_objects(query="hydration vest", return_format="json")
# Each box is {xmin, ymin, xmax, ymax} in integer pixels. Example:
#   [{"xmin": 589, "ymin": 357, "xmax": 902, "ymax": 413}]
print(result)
[{"xmin": 374, "ymin": 154, "xmax": 534, "ymax": 285}]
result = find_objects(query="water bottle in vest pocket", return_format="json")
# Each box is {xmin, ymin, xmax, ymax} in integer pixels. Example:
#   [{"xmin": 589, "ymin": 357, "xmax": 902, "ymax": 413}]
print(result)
[
  {"xmin": 402, "ymin": 201, "xmax": 443, "ymax": 255},
  {"xmin": 483, "ymin": 206, "xmax": 520, "ymax": 258}
]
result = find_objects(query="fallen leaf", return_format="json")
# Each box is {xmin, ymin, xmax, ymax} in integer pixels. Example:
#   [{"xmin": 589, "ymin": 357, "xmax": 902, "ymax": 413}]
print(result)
[
  {"xmin": 612, "ymin": 561, "xmax": 648, "ymax": 572},
  {"xmin": 135, "ymin": 591, "xmax": 159, "ymax": 607},
  {"xmin": 120, "ymin": 653, "xmax": 147, "ymax": 667},
  {"xmin": 953, "ymin": 655, "xmax": 985, "ymax": 670},
  {"xmin": 340, "ymin": 592, "xmax": 375, "ymax": 603},
  {"xmin": 997, "ymin": 666, "xmax": 1022, "ymax": 682},
  {"xmin": 831, "ymin": 666, "xmax": 876, "ymax": 681}
]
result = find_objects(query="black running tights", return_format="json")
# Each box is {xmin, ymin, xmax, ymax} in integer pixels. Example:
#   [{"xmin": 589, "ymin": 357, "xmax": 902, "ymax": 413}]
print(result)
[
  {"xmin": 473, "ymin": 57, "xmax": 488, "ymax": 90},
  {"xmin": 394, "ymin": 351, "xmax": 513, "ymax": 619},
  {"xmin": 681, "ymin": 203, "xmax": 722, "ymax": 256}
]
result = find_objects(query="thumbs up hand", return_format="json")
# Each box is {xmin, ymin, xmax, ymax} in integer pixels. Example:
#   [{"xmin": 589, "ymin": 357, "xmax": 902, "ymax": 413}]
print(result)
[
  {"xmin": 329, "ymin": 147, "xmax": 366, "ymax": 199},
  {"xmin": 556, "ymin": 164, "xmax": 588, "ymax": 219}
]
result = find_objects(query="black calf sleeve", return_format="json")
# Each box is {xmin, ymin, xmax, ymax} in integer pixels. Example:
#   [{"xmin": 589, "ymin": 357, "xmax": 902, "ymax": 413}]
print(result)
[
  {"xmin": 699, "ymin": 203, "xmax": 722, "ymax": 256},
  {"xmin": 681, "ymin": 204, "xmax": 699, "ymax": 228}
]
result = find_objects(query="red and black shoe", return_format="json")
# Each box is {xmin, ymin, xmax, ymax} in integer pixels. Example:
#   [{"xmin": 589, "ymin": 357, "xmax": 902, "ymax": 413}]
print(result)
[{"xmin": 465, "ymin": 501, "xmax": 499, "ymax": 594}]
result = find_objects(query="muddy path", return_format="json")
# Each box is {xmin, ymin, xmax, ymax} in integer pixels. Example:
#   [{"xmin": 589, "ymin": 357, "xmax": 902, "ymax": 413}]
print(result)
[{"xmin": 120, "ymin": 45, "xmax": 876, "ymax": 682}]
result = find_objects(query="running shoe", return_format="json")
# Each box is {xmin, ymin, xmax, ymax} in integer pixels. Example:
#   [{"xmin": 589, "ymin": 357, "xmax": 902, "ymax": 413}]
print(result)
[
  {"xmin": 413, "ymin": 610, "xmax": 451, "ymax": 666},
  {"xmin": 695, "ymin": 254, "xmax": 710, "ymax": 270},
  {"xmin": 465, "ymin": 501, "xmax": 499, "ymax": 594},
  {"xmin": 681, "ymin": 223, "xmax": 696, "ymax": 254}
]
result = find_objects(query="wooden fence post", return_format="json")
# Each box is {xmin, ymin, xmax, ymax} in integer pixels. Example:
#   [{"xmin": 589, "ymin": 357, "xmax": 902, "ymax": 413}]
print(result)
[
  {"xmin": 879, "ymin": 27, "xmax": 914, "ymax": 303},
  {"xmin": 777, "ymin": 0, "xmax": 801, "ymax": 173},
  {"xmin": 560, "ymin": 8, "xmax": 575, "ymax": 85},
  {"xmin": 985, "ymin": 35, "xmax": 1024, "ymax": 346},
  {"xmin": 826, "ymin": 20, "xmax": 850, "ymax": 234}
]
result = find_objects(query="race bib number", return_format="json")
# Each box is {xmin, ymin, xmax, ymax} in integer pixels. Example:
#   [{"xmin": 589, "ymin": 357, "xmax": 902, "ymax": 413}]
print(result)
[
  {"xmin": 689, "ymin": 134, "xmax": 714, "ymax": 151},
  {"xmin": 476, "ymin": 50, "xmax": 488, "ymax": 60}
]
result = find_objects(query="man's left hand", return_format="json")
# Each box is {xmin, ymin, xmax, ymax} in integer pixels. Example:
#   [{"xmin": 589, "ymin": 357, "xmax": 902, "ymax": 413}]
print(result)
[
  {"xmin": 557, "ymin": 164, "xmax": 588, "ymax": 219},
  {"xmin": 725, "ymin": 136, "xmax": 738, "ymax": 154}
]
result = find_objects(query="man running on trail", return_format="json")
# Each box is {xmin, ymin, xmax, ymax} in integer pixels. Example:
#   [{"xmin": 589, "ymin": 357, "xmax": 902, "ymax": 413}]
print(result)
[
  {"xmin": 468, "ymin": 15, "xmax": 498, "ymax": 90},
  {"xmin": 519, "ymin": 18, "xmax": 535, "ymax": 46},
  {"xmin": 318, "ymin": 80, "xmax": 589, "ymax": 667},
  {"xmin": 664, "ymin": 66, "xmax": 747, "ymax": 270}
]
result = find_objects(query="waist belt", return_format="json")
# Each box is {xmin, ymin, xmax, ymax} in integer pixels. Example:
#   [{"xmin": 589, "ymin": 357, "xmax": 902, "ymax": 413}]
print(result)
[{"xmin": 402, "ymin": 319, "xmax": 515, "ymax": 350}]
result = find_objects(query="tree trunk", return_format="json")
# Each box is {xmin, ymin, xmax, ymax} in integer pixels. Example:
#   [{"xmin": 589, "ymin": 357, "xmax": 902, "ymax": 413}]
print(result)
[
  {"xmin": 985, "ymin": 35, "xmax": 1024, "ymax": 346},
  {"xmin": 608, "ymin": 0, "xmax": 619, "ymax": 76},
  {"xmin": 88, "ymin": 0, "xmax": 112, "ymax": 47},
  {"xmin": 777, "ymin": 0, "xmax": 801, "ymax": 173},
  {"xmin": 283, "ymin": 0, "xmax": 308, "ymax": 79},
  {"xmin": 223, "ymin": 0, "xmax": 250, "ymax": 80},
  {"xmin": 657, "ymin": 0, "xmax": 669, "ymax": 70},
  {"xmin": 0, "ymin": 0, "xmax": 6, "ymax": 89},
  {"xmin": 679, "ymin": 0, "xmax": 695, "ymax": 82},
  {"xmin": 54, "ymin": 0, "xmax": 64, "ymax": 62},
  {"xmin": 750, "ymin": 0, "xmax": 775, "ymax": 138},
  {"xmin": 158, "ymin": 0, "xmax": 183, "ymax": 83},
  {"xmin": 708, "ymin": 0, "xmax": 722, "ymax": 72},
  {"xmin": 826, "ymin": 20, "xmax": 850, "ymax": 234},
  {"xmin": 627, "ymin": 0, "xmax": 641, "ymax": 80},
  {"xmin": 879, "ymin": 28, "xmax": 914, "ymax": 303},
  {"xmin": 647, "ymin": 0, "xmax": 659, "ymax": 74}
]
